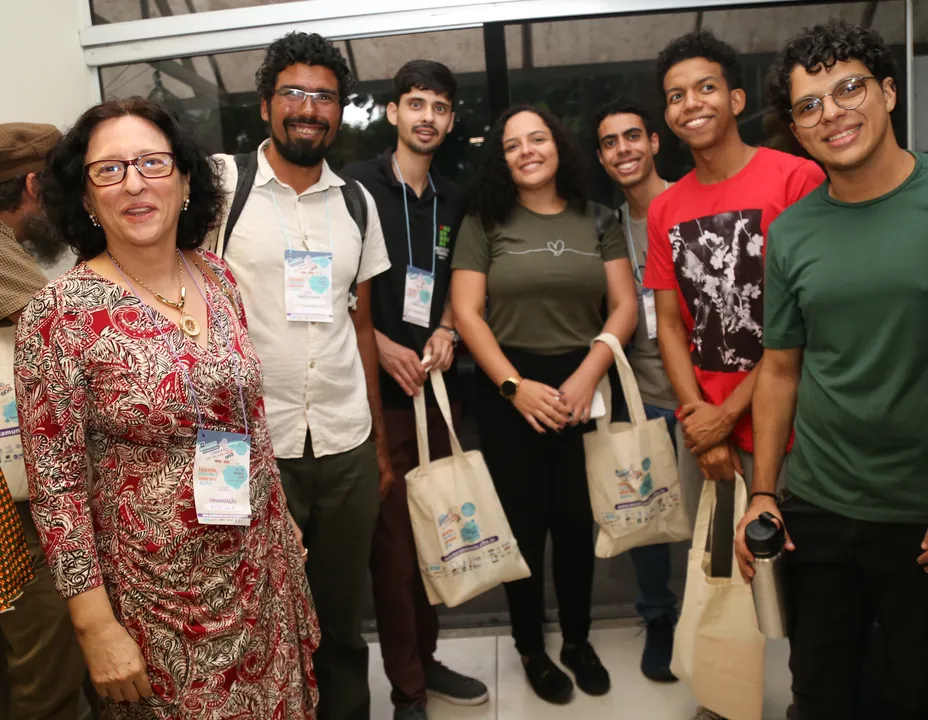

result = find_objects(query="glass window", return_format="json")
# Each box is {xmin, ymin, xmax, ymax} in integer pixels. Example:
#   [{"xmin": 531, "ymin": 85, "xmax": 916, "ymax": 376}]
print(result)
[
  {"xmin": 99, "ymin": 29, "xmax": 490, "ymax": 184},
  {"xmin": 506, "ymin": 1, "xmax": 908, "ymax": 206},
  {"xmin": 90, "ymin": 0, "xmax": 304, "ymax": 24}
]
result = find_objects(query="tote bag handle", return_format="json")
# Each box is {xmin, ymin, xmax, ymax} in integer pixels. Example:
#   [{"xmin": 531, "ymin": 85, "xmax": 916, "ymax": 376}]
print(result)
[
  {"xmin": 413, "ymin": 369, "xmax": 466, "ymax": 472},
  {"xmin": 591, "ymin": 332, "xmax": 648, "ymax": 428}
]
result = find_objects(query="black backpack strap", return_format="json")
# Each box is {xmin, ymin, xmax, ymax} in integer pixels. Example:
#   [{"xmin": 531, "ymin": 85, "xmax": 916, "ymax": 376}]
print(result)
[
  {"xmin": 222, "ymin": 151, "xmax": 259, "ymax": 257},
  {"xmin": 594, "ymin": 203, "xmax": 605, "ymax": 244},
  {"xmin": 594, "ymin": 202, "xmax": 619, "ymax": 244},
  {"xmin": 339, "ymin": 175, "xmax": 369, "ymax": 311}
]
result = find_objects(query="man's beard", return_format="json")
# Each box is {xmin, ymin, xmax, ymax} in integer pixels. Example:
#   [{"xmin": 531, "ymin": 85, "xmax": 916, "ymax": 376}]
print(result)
[
  {"xmin": 271, "ymin": 115, "xmax": 333, "ymax": 168},
  {"xmin": 21, "ymin": 211, "xmax": 69, "ymax": 266}
]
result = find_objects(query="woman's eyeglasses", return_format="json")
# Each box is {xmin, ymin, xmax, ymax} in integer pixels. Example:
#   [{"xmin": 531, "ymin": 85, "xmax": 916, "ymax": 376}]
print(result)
[{"xmin": 84, "ymin": 152, "xmax": 176, "ymax": 187}]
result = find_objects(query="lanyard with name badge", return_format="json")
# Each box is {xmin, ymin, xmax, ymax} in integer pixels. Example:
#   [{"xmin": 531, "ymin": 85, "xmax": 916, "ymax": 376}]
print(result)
[
  {"xmin": 393, "ymin": 156, "xmax": 438, "ymax": 329},
  {"xmin": 111, "ymin": 254, "xmax": 253, "ymax": 526},
  {"xmin": 624, "ymin": 180, "xmax": 668, "ymax": 340},
  {"xmin": 272, "ymin": 188, "xmax": 335, "ymax": 323}
]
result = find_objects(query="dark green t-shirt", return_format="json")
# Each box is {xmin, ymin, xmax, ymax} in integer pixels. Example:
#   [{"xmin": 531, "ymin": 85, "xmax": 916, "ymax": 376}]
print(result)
[
  {"xmin": 452, "ymin": 203, "xmax": 629, "ymax": 354},
  {"xmin": 764, "ymin": 152, "xmax": 928, "ymax": 524}
]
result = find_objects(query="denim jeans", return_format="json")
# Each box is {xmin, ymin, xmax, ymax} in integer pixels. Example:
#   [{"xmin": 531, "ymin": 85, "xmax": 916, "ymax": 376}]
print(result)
[{"xmin": 619, "ymin": 404, "xmax": 679, "ymax": 623}]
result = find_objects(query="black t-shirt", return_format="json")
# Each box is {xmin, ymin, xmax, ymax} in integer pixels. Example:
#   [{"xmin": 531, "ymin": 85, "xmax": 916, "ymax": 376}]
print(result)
[{"xmin": 342, "ymin": 150, "xmax": 465, "ymax": 409}]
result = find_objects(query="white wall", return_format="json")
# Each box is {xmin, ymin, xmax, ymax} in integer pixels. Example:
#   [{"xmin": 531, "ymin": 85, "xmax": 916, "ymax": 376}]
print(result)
[{"xmin": 0, "ymin": 0, "xmax": 97, "ymax": 130}]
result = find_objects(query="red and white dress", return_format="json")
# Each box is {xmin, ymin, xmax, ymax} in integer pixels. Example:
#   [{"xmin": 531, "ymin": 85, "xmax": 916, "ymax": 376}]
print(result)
[{"xmin": 15, "ymin": 251, "xmax": 320, "ymax": 719}]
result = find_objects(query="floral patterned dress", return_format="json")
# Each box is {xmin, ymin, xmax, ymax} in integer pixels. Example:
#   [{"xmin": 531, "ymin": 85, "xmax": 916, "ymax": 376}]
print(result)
[{"xmin": 14, "ymin": 251, "xmax": 320, "ymax": 719}]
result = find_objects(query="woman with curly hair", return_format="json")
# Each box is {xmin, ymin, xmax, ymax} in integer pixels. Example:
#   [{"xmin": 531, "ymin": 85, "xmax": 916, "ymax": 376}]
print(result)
[
  {"xmin": 14, "ymin": 97, "xmax": 320, "ymax": 719},
  {"xmin": 451, "ymin": 105, "xmax": 638, "ymax": 704}
]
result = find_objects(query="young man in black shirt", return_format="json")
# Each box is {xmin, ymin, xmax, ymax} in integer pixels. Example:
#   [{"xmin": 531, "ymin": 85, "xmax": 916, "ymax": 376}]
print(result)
[{"xmin": 342, "ymin": 60, "xmax": 487, "ymax": 720}]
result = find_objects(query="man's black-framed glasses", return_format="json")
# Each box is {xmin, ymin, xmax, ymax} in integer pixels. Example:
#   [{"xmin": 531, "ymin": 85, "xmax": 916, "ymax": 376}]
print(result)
[
  {"xmin": 84, "ymin": 152, "xmax": 176, "ymax": 187},
  {"xmin": 275, "ymin": 88, "xmax": 339, "ymax": 107},
  {"xmin": 791, "ymin": 76, "xmax": 878, "ymax": 128}
]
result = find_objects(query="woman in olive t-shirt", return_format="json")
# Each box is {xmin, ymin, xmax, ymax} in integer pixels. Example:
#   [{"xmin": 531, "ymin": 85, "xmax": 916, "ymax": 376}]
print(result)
[{"xmin": 451, "ymin": 105, "xmax": 638, "ymax": 704}]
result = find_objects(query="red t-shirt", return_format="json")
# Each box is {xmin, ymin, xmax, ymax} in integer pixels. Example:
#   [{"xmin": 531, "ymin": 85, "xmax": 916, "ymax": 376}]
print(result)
[{"xmin": 643, "ymin": 147, "xmax": 825, "ymax": 452}]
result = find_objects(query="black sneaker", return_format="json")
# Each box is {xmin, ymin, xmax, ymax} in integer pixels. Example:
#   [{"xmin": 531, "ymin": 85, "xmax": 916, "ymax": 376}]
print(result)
[
  {"xmin": 641, "ymin": 615, "xmax": 678, "ymax": 682},
  {"xmin": 521, "ymin": 652, "xmax": 574, "ymax": 704},
  {"xmin": 560, "ymin": 642, "xmax": 611, "ymax": 696},
  {"xmin": 393, "ymin": 704, "xmax": 427, "ymax": 720},
  {"xmin": 424, "ymin": 659, "xmax": 489, "ymax": 706}
]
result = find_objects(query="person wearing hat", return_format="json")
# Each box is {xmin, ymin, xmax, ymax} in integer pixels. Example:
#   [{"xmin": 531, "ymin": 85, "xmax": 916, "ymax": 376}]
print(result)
[{"xmin": 0, "ymin": 122, "xmax": 88, "ymax": 720}]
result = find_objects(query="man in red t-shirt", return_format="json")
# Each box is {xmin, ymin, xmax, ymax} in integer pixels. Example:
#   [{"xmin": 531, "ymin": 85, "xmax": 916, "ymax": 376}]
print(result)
[
  {"xmin": 644, "ymin": 30, "xmax": 824, "ymax": 720},
  {"xmin": 644, "ymin": 30, "xmax": 824, "ymax": 503}
]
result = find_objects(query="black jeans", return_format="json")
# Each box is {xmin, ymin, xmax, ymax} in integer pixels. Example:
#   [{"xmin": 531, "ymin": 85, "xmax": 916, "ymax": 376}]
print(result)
[
  {"xmin": 474, "ymin": 347, "xmax": 595, "ymax": 656},
  {"xmin": 781, "ymin": 493, "xmax": 928, "ymax": 720}
]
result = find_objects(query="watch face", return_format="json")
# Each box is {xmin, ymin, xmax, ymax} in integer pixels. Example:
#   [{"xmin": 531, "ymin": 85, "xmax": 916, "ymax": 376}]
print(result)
[{"xmin": 501, "ymin": 379, "xmax": 518, "ymax": 399}]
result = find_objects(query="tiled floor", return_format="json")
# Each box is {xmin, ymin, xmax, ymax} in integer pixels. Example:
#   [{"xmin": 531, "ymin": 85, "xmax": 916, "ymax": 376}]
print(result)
[{"xmin": 369, "ymin": 626, "xmax": 794, "ymax": 720}]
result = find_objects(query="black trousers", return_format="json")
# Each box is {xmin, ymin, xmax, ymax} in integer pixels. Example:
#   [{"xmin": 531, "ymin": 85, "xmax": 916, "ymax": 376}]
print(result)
[
  {"xmin": 474, "ymin": 347, "xmax": 595, "ymax": 656},
  {"xmin": 781, "ymin": 493, "xmax": 928, "ymax": 720}
]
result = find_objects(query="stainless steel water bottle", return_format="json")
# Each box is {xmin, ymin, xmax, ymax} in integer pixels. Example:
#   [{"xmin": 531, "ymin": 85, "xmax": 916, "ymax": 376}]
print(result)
[{"xmin": 746, "ymin": 511, "xmax": 788, "ymax": 639}]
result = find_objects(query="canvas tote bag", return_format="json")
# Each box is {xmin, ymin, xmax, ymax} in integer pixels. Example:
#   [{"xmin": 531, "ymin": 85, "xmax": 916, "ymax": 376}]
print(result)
[
  {"xmin": 584, "ymin": 332, "xmax": 690, "ymax": 558},
  {"xmin": 671, "ymin": 474, "xmax": 766, "ymax": 720},
  {"xmin": 406, "ymin": 369, "xmax": 530, "ymax": 608}
]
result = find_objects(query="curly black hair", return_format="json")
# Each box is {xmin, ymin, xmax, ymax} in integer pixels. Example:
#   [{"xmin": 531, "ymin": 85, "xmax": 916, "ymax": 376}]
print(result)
[
  {"xmin": 466, "ymin": 105, "xmax": 588, "ymax": 230},
  {"xmin": 256, "ymin": 32, "xmax": 356, "ymax": 108},
  {"xmin": 40, "ymin": 97, "xmax": 224, "ymax": 262},
  {"xmin": 768, "ymin": 18, "xmax": 897, "ymax": 123},
  {"xmin": 591, "ymin": 98, "xmax": 656, "ymax": 144},
  {"xmin": 656, "ymin": 30, "xmax": 743, "ymax": 100}
]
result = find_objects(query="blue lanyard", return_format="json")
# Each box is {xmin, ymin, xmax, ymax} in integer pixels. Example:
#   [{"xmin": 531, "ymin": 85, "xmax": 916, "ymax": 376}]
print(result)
[
  {"xmin": 109, "ymin": 252, "xmax": 250, "ymax": 436},
  {"xmin": 392, "ymin": 155, "xmax": 437, "ymax": 275},
  {"xmin": 624, "ymin": 180, "xmax": 668, "ymax": 284}
]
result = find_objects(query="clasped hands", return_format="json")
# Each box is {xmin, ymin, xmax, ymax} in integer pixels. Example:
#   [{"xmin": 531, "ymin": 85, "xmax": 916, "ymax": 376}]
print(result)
[{"xmin": 679, "ymin": 400, "xmax": 742, "ymax": 481}]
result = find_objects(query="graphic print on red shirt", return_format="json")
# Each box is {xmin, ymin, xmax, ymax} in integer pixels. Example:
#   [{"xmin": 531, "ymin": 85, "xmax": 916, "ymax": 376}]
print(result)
[
  {"xmin": 644, "ymin": 147, "xmax": 825, "ymax": 451},
  {"xmin": 671, "ymin": 209, "xmax": 765, "ymax": 372}
]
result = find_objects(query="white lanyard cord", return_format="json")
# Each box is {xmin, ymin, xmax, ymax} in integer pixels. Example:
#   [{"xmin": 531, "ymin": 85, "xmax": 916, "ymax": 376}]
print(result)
[{"xmin": 271, "ymin": 185, "xmax": 334, "ymax": 254}]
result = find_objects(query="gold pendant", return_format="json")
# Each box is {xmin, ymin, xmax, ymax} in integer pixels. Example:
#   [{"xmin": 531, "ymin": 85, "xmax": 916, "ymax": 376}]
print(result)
[{"xmin": 179, "ymin": 314, "xmax": 201, "ymax": 338}]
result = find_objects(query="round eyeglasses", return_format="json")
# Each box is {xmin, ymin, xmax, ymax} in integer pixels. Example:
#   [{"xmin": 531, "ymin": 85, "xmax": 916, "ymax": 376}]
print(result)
[
  {"xmin": 84, "ymin": 152, "xmax": 176, "ymax": 187},
  {"xmin": 790, "ymin": 76, "xmax": 877, "ymax": 128}
]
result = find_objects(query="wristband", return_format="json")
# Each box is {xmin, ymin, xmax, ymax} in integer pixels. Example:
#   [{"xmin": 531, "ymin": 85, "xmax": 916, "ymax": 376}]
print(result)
[{"xmin": 750, "ymin": 491, "xmax": 779, "ymax": 502}]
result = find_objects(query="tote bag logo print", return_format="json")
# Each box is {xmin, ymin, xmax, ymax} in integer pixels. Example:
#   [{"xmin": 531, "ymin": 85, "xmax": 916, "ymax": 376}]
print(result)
[{"xmin": 615, "ymin": 457, "xmax": 654, "ymax": 497}]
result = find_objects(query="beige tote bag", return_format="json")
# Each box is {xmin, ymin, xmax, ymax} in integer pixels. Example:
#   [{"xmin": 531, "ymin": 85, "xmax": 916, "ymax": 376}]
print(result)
[
  {"xmin": 584, "ymin": 332, "xmax": 690, "ymax": 558},
  {"xmin": 406, "ymin": 369, "xmax": 531, "ymax": 608},
  {"xmin": 671, "ymin": 474, "xmax": 766, "ymax": 720}
]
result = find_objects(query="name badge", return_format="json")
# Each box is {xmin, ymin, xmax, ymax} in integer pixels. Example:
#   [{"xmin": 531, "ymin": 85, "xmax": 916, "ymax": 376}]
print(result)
[
  {"xmin": 643, "ymin": 289, "xmax": 658, "ymax": 340},
  {"xmin": 193, "ymin": 429, "xmax": 252, "ymax": 526},
  {"xmin": 285, "ymin": 249, "xmax": 334, "ymax": 323},
  {"xmin": 0, "ymin": 382, "xmax": 26, "ymax": 500},
  {"xmin": 402, "ymin": 266, "xmax": 435, "ymax": 329}
]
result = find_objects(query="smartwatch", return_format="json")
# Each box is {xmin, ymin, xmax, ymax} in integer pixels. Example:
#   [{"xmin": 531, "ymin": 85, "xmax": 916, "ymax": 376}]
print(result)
[{"xmin": 500, "ymin": 376, "xmax": 521, "ymax": 400}]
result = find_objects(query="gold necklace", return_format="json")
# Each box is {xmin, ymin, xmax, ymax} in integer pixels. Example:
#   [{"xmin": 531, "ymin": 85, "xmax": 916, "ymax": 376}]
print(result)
[{"xmin": 109, "ymin": 251, "xmax": 202, "ymax": 339}]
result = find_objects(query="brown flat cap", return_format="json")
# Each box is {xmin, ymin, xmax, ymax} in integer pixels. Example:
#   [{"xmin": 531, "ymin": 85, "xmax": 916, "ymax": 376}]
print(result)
[{"xmin": 0, "ymin": 123, "xmax": 62, "ymax": 183}]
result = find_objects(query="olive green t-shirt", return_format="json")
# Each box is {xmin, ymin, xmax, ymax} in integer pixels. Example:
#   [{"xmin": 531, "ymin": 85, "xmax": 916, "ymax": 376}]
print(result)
[
  {"xmin": 452, "ymin": 203, "xmax": 629, "ymax": 354},
  {"xmin": 623, "ymin": 205, "xmax": 678, "ymax": 411},
  {"xmin": 764, "ymin": 152, "xmax": 928, "ymax": 524}
]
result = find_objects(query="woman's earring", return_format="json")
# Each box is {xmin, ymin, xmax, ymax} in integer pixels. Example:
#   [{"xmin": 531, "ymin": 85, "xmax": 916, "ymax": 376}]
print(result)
[
  {"xmin": 89, "ymin": 213, "xmax": 100, "ymax": 227},
  {"xmin": 182, "ymin": 197, "xmax": 190, "ymax": 212}
]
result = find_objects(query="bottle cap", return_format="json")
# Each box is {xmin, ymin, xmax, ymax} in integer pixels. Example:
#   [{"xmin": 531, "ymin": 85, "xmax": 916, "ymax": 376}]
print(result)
[{"xmin": 745, "ymin": 512, "xmax": 785, "ymax": 558}]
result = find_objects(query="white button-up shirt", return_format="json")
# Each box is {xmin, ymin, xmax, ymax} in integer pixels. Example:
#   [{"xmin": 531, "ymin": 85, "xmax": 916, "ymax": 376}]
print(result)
[{"xmin": 214, "ymin": 141, "xmax": 391, "ymax": 459}]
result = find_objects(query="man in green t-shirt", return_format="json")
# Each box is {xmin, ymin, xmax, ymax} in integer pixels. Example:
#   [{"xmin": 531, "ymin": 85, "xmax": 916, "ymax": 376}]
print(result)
[
  {"xmin": 592, "ymin": 99, "xmax": 679, "ymax": 685},
  {"xmin": 736, "ymin": 19, "xmax": 928, "ymax": 718}
]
